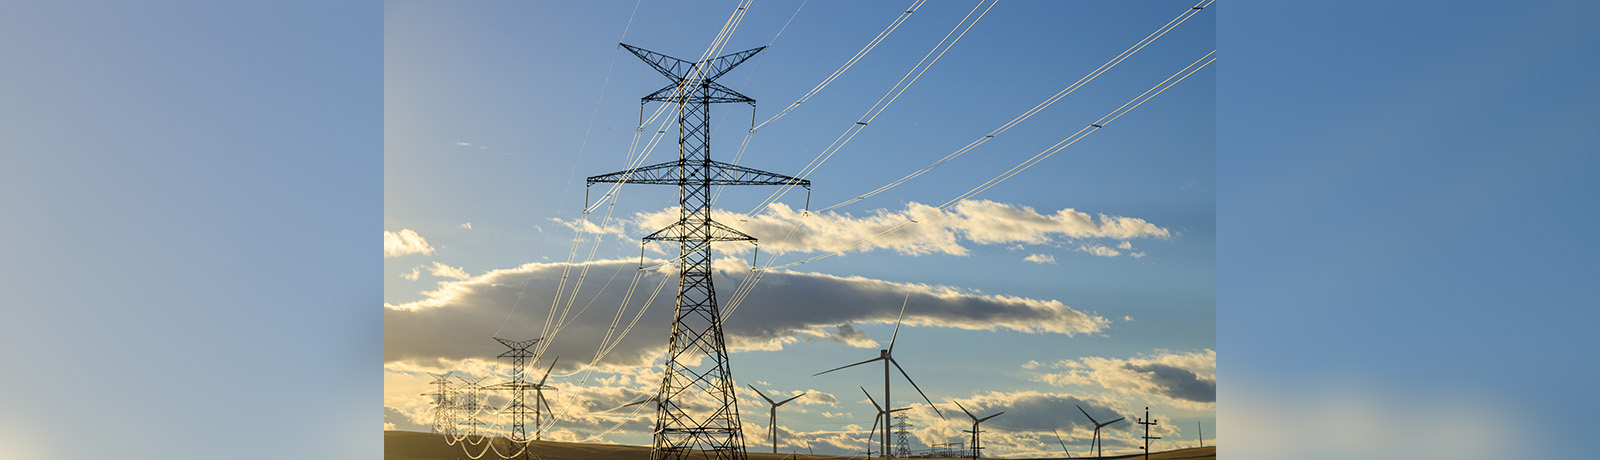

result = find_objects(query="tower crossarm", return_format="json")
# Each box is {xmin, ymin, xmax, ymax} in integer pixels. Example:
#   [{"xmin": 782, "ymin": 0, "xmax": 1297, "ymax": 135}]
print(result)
[
  {"xmin": 621, "ymin": 43, "xmax": 766, "ymax": 84},
  {"xmin": 621, "ymin": 43, "xmax": 698, "ymax": 81},
  {"xmin": 642, "ymin": 218, "xmax": 756, "ymax": 243},
  {"xmin": 643, "ymin": 80, "xmax": 754, "ymax": 104},
  {"xmin": 588, "ymin": 160, "xmax": 809, "ymax": 188}
]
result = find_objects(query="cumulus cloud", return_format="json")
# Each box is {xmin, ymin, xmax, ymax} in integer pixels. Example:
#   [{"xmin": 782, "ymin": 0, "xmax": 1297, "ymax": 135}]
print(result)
[
  {"xmin": 428, "ymin": 261, "xmax": 470, "ymax": 280},
  {"xmin": 385, "ymin": 229, "xmax": 436, "ymax": 258},
  {"xmin": 1117, "ymin": 241, "xmax": 1133, "ymax": 250},
  {"xmin": 1024, "ymin": 254, "xmax": 1056, "ymax": 264},
  {"xmin": 1033, "ymin": 349, "xmax": 1216, "ymax": 408},
  {"xmin": 401, "ymin": 266, "xmax": 421, "ymax": 281},
  {"xmin": 384, "ymin": 258, "xmax": 1108, "ymax": 371},
  {"xmin": 1078, "ymin": 244, "xmax": 1121, "ymax": 257},
  {"xmin": 626, "ymin": 200, "xmax": 1168, "ymax": 257}
]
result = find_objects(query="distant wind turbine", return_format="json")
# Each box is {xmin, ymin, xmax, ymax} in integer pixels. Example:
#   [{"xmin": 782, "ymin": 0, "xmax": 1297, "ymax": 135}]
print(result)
[
  {"xmin": 814, "ymin": 292, "xmax": 944, "ymax": 456},
  {"xmin": 953, "ymin": 401, "xmax": 1003, "ymax": 459},
  {"xmin": 747, "ymin": 384, "xmax": 806, "ymax": 454},
  {"xmin": 1076, "ymin": 404, "xmax": 1124, "ymax": 458}
]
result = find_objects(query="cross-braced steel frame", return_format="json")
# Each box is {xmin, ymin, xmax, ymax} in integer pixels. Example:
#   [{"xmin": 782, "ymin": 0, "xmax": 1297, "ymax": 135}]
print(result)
[
  {"xmin": 588, "ymin": 43, "xmax": 809, "ymax": 460},
  {"xmin": 489, "ymin": 337, "xmax": 541, "ymax": 444}
]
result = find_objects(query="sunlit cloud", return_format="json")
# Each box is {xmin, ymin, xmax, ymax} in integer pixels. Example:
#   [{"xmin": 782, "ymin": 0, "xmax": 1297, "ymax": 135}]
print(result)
[
  {"xmin": 1024, "ymin": 253, "xmax": 1057, "ymax": 264},
  {"xmin": 429, "ymin": 261, "xmax": 471, "ymax": 280},
  {"xmin": 623, "ymin": 199, "xmax": 1168, "ymax": 257},
  {"xmin": 385, "ymin": 229, "xmax": 436, "ymax": 258},
  {"xmin": 1033, "ymin": 349, "xmax": 1216, "ymax": 409}
]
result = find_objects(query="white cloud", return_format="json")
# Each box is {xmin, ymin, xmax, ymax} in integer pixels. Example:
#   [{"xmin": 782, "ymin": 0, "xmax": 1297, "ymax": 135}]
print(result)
[
  {"xmin": 628, "ymin": 199, "xmax": 1169, "ymax": 257},
  {"xmin": 1024, "ymin": 253, "xmax": 1056, "ymax": 264},
  {"xmin": 1033, "ymin": 349, "xmax": 1216, "ymax": 409},
  {"xmin": 385, "ymin": 229, "xmax": 436, "ymax": 258},
  {"xmin": 549, "ymin": 216, "xmax": 629, "ymax": 238},
  {"xmin": 460, "ymin": 222, "xmax": 472, "ymax": 230},
  {"xmin": 455, "ymin": 141, "xmax": 472, "ymax": 146},
  {"xmin": 428, "ymin": 261, "xmax": 470, "ymax": 280},
  {"xmin": 401, "ymin": 266, "xmax": 421, "ymax": 281},
  {"xmin": 1117, "ymin": 241, "xmax": 1132, "ymax": 250},
  {"xmin": 1078, "ymin": 244, "xmax": 1121, "ymax": 257}
]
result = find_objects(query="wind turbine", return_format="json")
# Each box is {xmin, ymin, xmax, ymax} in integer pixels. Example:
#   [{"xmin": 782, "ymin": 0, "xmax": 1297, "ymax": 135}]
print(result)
[
  {"xmin": 814, "ymin": 293, "xmax": 943, "ymax": 456},
  {"xmin": 859, "ymin": 387, "xmax": 908, "ymax": 459},
  {"xmin": 531, "ymin": 357, "xmax": 559, "ymax": 440},
  {"xmin": 1076, "ymin": 404, "xmax": 1124, "ymax": 458},
  {"xmin": 953, "ymin": 401, "xmax": 1003, "ymax": 459},
  {"xmin": 1052, "ymin": 429, "xmax": 1074, "ymax": 458},
  {"xmin": 747, "ymin": 384, "xmax": 806, "ymax": 454}
]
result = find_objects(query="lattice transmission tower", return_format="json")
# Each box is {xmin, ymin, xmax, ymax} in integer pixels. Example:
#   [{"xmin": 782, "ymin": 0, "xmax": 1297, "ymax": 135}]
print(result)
[
  {"xmin": 421, "ymin": 372, "xmax": 455, "ymax": 434},
  {"xmin": 894, "ymin": 412, "xmax": 913, "ymax": 458},
  {"xmin": 587, "ymin": 42, "xmax": 810, "ymax": 460},
  {"xmin": 488, "ymin": 337, "xmax": 542, "ymax": 445}
]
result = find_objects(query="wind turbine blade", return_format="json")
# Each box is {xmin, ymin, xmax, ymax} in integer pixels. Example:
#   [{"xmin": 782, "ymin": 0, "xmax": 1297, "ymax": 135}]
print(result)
[
  {"xmin": 888, "ymin": 290, "xmax": 910, "ymax": 354},
  {"xmin": 537, "ymin": 356, "xmax": 560, "ymax": 386},
  {"xmin": 979, "ymin": 411, "xmax": 1005, "ymax": 422},
  {"xmin": 1076, "ymin": 404, "xmax": 1100, "ymax": 425},
  {"xmin": 621, "ymin": 395, "xmax": 657, "ymax": 408},
  {"xmin": 775, "ymin": 392, "xmax": 806, "ymax": 406},
  {"xmin": 1054, "ymin": 429, "xmax": 1070, "ymax": 453},
  {"xmin": 1104, "ymin": 417, "xmax": 1125, "ymax": 426},
  {"xmin": 813, "ymin": 356, "xmax": 884, "ymax": 376},
  {"xmin": 747, "ymin": 384, "xmax": 776, "ymax": 405},
  {"xmin": 860, "ymin": 386, "xmax": 882, "ymax": 412},
  {"xmin": 954, "ymin": 401, "xmax": 978, "ymax": 421},
  {"xmin": 889, "ymin": 358, "xmax": 945, "ymax": 420}
]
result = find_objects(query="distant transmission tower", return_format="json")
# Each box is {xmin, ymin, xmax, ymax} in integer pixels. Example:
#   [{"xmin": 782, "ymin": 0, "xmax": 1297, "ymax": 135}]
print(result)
[
  {"xmin": 488, "ymin": 337, "xmax": 541, "ymax": 445},
  {"xmin": 588, "ymin": 42, "xmax": 810, "ymax": 460},
  {"xmin": 421, "ymin": 372, "xmax": 454, "ymax": 434},
  {"xmin": 894, "ymin": 412, "xmax": 912, "ymax": 458},
  {"xmin": 456, "ymin": 376, "xmax": 489, "ymax": 438},
  {"xmin": 1136, "ymin": 407, "xmax": 1160, "ymax": 460}
]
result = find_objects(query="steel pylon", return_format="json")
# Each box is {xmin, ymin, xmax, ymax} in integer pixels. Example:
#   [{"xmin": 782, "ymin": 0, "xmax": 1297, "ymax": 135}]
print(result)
[{"xmin": 588, "ymin": 42, "xmax": 809, "ymax": 460}]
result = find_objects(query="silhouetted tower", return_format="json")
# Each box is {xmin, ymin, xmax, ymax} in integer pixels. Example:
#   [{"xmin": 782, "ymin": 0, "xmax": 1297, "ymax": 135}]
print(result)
[
  {"xmin": 421, "ymin": 372, "xmax": 454, "ymax": 434},
  {"xmin": 488, "ymin": 337, "xmax": 541, "ymax": 445},
  {"xmin": 1136, "ymin": 407, "xmax": 1160, "ymax": 460},
  {"xmin": 894, "ymin": 413, "xmax": 912, "ymax": 458},
  {"xmin": 456, "ymin": 376, "xmax": 489, "ymax": 438},
  {"xmin": 588, "ymin": 42, "xmax": 810, "ymax": 460}
]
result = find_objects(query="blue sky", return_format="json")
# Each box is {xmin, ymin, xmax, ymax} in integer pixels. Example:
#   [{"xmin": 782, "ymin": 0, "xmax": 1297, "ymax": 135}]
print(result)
[
  {"xmin": 385, "ymin": 1, "xmax": 1212, "ymax": 456},
  {"xmin": 6, "ymin": 1, "xmax": 1600, "ymax": 460}
]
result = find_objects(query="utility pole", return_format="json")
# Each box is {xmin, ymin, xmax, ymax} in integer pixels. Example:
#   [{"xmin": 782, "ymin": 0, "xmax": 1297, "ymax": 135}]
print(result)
[
  {"xmin": 588, "ymin": 42, "xmax": 810, "ymax": 460},
  {"xmin": 1136, "ymin": 407, "xmax": 1160, "ymax": 460}
]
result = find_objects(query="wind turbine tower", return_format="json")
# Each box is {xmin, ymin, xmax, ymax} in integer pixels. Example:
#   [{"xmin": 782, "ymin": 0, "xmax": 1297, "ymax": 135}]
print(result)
[
  {"xmin": 814, "ymin": 296, "xmax": 942, "ymax": 457},
  {"xmin": 953, "ymin": 401, "xmax": 1003, "ymax": 459},
  {"xmin": 587, "ymin": 42, "xmax": 810, "ymax": 460},
  {"xmin": 1075, "ymin": 404, "xmax": 1124, "ymax": 458},
  {"xmin": 1137, "ymin": 407, "xmax": 1160, "ymax": 460},
  {"xmin": 746, "ymin": 384, "xmax": 805, "ymax": 454}
]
